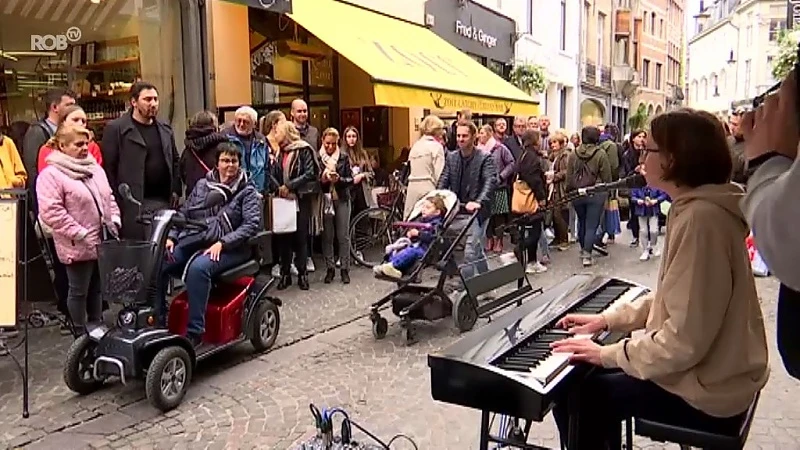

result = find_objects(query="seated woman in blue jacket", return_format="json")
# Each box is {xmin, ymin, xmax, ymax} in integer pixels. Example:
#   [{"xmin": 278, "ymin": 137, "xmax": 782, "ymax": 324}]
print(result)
[{"xmin": 159, "ymin": 142, "xmax": 262, "ymax": 347}]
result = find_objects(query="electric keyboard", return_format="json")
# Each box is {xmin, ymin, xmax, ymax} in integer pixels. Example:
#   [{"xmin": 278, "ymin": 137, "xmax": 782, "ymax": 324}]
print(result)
[{"xmin": 428, "ymin": 274, "xmax": 650, "ymax": 422}]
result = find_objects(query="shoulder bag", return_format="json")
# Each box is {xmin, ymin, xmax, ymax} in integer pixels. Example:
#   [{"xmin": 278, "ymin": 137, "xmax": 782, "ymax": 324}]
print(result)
[
  {"xmin": 82, "ymin": 181, "xmax": 117, "ymax": 241},
  {"xmin": 511, "ymin": 152, "xmax": 539, "ymax": 215}
]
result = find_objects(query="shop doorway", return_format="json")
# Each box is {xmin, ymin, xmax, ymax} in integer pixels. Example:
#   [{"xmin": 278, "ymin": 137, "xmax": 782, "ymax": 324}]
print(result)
[{"xmin": 218, "ymin": 101, "xmax": 333, "ymax": 135}]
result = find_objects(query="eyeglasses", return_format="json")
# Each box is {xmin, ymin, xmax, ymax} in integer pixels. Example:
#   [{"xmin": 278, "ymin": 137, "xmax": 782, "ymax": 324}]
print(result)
[{"xmin": 218, "ymin": 157, "xmax": 239, "ymax": 165}]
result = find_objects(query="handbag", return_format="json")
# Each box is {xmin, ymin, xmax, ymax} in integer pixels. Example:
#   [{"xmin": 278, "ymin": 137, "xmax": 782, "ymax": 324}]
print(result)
[
  {"xmin": 266, "ymin": 195, "xmax": 298, "ymax": 234},
  {"xmin": 323, "ymin": 193, "xmax": 335, "ymax": 217},
  {"xmin": 82, "ymin": 181, "xmax": 117, "ymax": 241},
  {"xmin": 511, "ymin": 176, "xmax": 538, "ymax": 214}
]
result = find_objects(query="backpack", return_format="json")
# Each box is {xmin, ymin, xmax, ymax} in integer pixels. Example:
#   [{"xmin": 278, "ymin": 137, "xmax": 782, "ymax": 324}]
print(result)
[{"xmin": 574, "ymin": 149, "xmax": 599, "ymax": 189}]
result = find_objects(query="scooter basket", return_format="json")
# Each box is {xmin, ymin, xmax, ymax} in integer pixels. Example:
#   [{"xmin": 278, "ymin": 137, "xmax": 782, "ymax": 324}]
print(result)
[{"xmin": 98, "ymin": 240, "xmax": 158, "ymax": 304}]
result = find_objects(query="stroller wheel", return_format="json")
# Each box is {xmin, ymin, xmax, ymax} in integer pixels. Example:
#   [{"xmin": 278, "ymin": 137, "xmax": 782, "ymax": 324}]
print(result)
[
  {"xmin": 371, "ymin": 317, "xmax": 388, "ymax": 340},
  {"xmin": 453, "ymin": 292, "xmax": 478, "ymax": 333}
]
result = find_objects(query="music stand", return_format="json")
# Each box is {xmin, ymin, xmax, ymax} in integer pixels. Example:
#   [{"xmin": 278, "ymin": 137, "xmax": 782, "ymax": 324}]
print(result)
[{"xmin": 0, "ymin": 189, "xmax": 31, "ymax": 418}]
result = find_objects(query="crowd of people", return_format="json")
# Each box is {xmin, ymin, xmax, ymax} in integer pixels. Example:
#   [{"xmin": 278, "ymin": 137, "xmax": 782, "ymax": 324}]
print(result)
[{"xmin": 0, "ymin": 81, "xmax": 686, "ymax": 338}]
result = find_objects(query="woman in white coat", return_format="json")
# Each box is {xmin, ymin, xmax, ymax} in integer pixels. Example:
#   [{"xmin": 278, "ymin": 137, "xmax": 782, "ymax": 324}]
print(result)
[{"xmin": 403, "ymin": 115, "xmax": 446, "ymax": 219}]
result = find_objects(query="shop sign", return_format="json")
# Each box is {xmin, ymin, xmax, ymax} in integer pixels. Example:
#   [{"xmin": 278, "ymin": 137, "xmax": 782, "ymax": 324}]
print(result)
[
  {"xmin": 424, "ymin": 0, "xmax": 514, "ymax": 62},
  {"xmin": 454, "ymin": 20, "xmax": 497, "ymax": 49},
  {"xmin": 31, "ymin": 26, "xmax": 82, "ymax": 51},
  {"xmin": 237, "ymin": 0, "xmax": 292, "ymax": 13},
  {"xmin": 788, "ymin": 0, "xmax": 800, "ymax": 28}
]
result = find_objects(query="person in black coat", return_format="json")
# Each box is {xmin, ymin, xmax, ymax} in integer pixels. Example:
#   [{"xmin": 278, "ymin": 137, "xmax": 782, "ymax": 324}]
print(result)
[
  {"xmin": 101, "ymin": 81, "xmax": 181, "ymax": 240},
  {"xmin": 319, "ymin": 128, "xmax": 354, "ymax": 284},
  {"xmin": 513, "ymin": 130, "xmax": 548, "ymax": 273},
  {"xmin": 180, "ymin": 111, "xmax": 230, "ymax": 196},
  {"xmin": 268, "ymin": 121, "xmax": 320, "ymax": 291}
]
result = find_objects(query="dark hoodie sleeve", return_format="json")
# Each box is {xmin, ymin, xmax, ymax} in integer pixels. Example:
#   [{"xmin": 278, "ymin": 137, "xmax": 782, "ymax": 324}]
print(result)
[{"xmin": 517, "ymin": 153, "xmax": 547, "ymax": 201}]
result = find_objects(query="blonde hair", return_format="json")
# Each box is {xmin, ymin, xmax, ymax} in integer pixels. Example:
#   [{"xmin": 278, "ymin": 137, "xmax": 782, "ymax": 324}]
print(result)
[
  {"xmin": 550, "ymin": 129, "xmax": 568, "ymax": 146},
  {"xmin": 47, "ymin": 124, "xmax": 91, "ymax": 151},
  {"xmin": 419, "ymin": 115, "xmax": 445, "ymax": 138},
  {"xmin": 275, "ymin": 120, "xmax": 302, "ymax": 143},
  {"xmin": 259, "ymin": 110, "xmax": 285, "ymax": 135},
  {"xmin": 480, "ymin": 124, "xmax": 493, "ymax": 136},
  {"xmin": 322, "ymin": 127, "xmax": 340, "ymax": 141}
]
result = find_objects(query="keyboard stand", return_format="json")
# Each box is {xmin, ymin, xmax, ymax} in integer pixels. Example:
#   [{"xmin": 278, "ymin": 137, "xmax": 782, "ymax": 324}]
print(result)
[{"xmin": 478, "ymin": 410, "xmax": 550, "ymax": 450}]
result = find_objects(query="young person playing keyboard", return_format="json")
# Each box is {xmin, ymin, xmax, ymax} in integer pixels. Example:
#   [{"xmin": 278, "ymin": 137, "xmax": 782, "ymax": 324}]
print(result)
[{"xmin": 549, "ymin": 108, "xmax": 769, "ymax": 449}]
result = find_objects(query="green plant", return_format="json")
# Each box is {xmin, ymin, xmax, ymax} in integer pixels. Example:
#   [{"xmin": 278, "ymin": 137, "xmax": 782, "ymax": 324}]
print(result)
[
  {"xmin": 628, "ymin": 104, "xmax": 649, "ymax": 131},
  {"xmin": 772, "ymin": 28, "xmax": 800, "ymax": 80},
  {"xmin": 510, "ymin": 64, "xmax": 547, "ymax": 94}
]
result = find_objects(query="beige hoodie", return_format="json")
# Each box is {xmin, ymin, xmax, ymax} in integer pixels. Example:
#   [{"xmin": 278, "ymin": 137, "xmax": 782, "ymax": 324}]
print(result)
[{"xmin": 598, "ymin": 183, "xmax": 769, "ymax": 418}]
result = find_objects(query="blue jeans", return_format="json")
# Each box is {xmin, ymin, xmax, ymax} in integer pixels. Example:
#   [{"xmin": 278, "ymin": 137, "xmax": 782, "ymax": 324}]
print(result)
[
  {"xmin": 538, "ymin": 222, "xmax": 550, "ymax": 259},
  {"xmin": 158, "ymin": 242, "xmax": 250, "ymax": 336},
  {"xmin": 572, "ymin": 194, "xmax": 606, "ymax": 254},
  {"xmin": 461, "ymin": 217, "xmax": 490, "ymax": 279}
]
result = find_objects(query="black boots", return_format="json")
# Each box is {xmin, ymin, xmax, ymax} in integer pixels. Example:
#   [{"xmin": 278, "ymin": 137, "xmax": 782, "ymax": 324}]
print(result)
[
  {"xmin": 277, "ymin": 274, "xmax": 292, "ymax": 290},
  {"xmin": 324, "ymin": 268, "xmax": 350, "ymax": 284},
  {"xmin": 298, "ymin": 274, "xmax": 310, "ymax": 290}
]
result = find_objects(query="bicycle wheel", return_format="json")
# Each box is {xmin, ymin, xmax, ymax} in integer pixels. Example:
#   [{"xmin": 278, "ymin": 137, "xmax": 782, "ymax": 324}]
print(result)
[{"xmin": 349, "ymin": 206, "xmax": 398, "ymax": 268}]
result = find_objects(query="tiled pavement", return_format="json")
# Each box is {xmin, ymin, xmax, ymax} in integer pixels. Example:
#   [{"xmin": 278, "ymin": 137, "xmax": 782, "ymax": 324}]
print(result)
[{"xmin": 1, "ymin": 243, "xmax": 798, "ymax": 450}]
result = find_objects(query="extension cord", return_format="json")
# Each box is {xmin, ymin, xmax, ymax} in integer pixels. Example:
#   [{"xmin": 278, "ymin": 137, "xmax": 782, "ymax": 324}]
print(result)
[
  {"xmin": 296, "ymin": 437, "xmax": 384, "ymax": 450},
  {"xmin": 297, "ymin": 403, "xmax": 418, "ymax": 450}
]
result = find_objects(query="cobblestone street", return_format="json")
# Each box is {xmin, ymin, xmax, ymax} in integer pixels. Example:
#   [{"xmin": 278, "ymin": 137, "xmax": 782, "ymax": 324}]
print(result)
[{"xmin": 2, "ymin": 244, "xmax": 798, "ymax": 450}]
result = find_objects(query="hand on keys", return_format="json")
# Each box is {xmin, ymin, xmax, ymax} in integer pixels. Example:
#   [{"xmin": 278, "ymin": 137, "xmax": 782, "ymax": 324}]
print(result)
[{"xmin": 556, "ymin": 313, "xmax": 607, "ymax": 335}]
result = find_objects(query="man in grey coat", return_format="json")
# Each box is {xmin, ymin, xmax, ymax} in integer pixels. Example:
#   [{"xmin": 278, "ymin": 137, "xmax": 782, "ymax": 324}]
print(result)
[{"xmin": 438, "ymin": 121, "xmax": 496, "ymax": 279}]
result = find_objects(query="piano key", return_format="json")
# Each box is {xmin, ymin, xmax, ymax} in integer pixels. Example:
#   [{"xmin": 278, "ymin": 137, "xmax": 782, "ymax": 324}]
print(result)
[{"xmin": 528, "ymin": 353, "xmax": 571, "ymax": 385}]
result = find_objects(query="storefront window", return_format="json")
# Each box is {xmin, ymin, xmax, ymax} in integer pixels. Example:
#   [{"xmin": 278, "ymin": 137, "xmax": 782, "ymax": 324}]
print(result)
[{"xmin": 0, "ymin": 0, "xmax": 186, "ymax": 141}]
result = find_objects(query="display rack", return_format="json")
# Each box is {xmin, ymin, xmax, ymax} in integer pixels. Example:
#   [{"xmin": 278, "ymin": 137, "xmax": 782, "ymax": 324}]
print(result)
[{"xmin": 0, "ymin": 189, "xmax": 32, "ymax": 418}]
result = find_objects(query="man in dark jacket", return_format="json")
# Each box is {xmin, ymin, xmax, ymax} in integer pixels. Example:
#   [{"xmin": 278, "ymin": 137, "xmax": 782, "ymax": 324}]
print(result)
[
  {"xmin": 22, "ymin": 87, "xmax": 76, "ymax": 210},
  {"xmin": 728, "ymin": 110, "xmax": 747, "ymax": 184},
  {"xmin": 504, "ymin": 116, "xmax": 527, "ymax": 161},
  {"xmin": 102, "ymin": 81, "xmax": 181, "ymax": 240},
  {"xmin": 438, "ymin": 120, "xmax": 496, "ymax": 279},
  {"xmin": 446, "ymin": 109, "xmax": 472, "ymax": 151},
  {"xmin": 159, "ymin": 143, "xmax": 262, "ymax": 347}
]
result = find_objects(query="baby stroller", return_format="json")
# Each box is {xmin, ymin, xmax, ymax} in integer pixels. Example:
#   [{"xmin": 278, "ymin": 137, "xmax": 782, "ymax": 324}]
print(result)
[{"xmin": 369, "ymin": 190, "xmax": 481, "ymax": 343}]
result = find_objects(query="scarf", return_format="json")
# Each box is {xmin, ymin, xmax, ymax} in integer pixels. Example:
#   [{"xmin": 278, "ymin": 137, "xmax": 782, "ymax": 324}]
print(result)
[
  {"xmin": 319, "ymin": 147, "xmax": 340, "ymax": 175},
  {"xmin": 46, "ymin": 150, "xmax": 97, "ymax": 180},
  {"xmin": 476, "ymin": 137, "xmax": 497, "ymax": 153},
  {"xmin": 279, "ymin": 140, "xmax": 307, "ymax": 190}
]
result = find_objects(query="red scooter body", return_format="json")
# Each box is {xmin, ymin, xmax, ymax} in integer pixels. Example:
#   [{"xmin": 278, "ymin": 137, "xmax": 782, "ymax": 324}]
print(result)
[{"xmin": 167, "ymin": 277, "xmax": 255, "ymax": 345}]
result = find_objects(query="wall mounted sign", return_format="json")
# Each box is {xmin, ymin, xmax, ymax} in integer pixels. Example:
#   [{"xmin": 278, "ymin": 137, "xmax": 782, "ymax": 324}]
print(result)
[
  {"xmin": 424, "ymin": 0, "xmax": 514, "ymax": 62},
  {"xmin": 788, "ymin": 0, "xmax": 800, "ymax": 28},
  {"xmin": 234, "ymin": 0, "xmax": 292, "ymax": 14}
]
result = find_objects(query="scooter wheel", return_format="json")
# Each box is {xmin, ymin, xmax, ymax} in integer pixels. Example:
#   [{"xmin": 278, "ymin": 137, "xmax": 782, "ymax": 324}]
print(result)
[
  {"xmin": 372, "ymin": 317, "xmax": 388, "ymax": 340},
  {"xmin": 250, "ymin": 300, "xmax": 280, "ymax": 351},
  {"xmin": 63, "ymin": 335, "xmax": 104, "ymax": 395},
  {"xmin": 145, "ymin": 346, "xmax": 192, "ymax": 412},
  {"xmin": 453, "ymin": 291, "xmax": 478, "ymax": 333}
]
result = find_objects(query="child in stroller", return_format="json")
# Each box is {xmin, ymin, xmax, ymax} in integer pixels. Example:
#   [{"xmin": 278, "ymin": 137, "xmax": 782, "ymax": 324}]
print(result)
[{"xmin": 374, "ymin": 195, "xmax": 447, "ymax": 279}]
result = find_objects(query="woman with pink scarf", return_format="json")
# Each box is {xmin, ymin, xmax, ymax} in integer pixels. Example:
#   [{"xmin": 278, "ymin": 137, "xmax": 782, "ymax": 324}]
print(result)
[
  {"xmin": 477, "ymin": 124, "xmax": 515, "ymax": 253},
  {"xmin": 36, "ymin": 125, "xmax": 120, "ymax": 333}
]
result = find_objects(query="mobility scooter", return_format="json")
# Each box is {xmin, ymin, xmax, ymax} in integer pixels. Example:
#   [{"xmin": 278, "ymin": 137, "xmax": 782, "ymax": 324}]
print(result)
[{"xmin": 63, "ymin": 184, "xmax": 281, "ymax": 411}]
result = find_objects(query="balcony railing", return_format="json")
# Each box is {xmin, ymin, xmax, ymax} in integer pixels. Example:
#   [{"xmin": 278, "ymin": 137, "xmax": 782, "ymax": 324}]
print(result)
[
  {"xmin": 586, "ymin": 61, "xmax": 597, "ymax": 85},
  {"xmin": 601, "ymin": 66, "xmax": 612, "ymax": 89}
]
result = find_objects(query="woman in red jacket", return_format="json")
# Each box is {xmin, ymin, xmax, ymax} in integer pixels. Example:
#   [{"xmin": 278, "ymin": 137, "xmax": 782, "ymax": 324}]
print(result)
[{"xmin": 37, "ymin": 105, "xmax": 102, "ymax": 172}]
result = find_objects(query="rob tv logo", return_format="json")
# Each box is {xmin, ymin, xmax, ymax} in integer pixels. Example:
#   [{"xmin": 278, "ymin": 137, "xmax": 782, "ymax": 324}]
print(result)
[{"xmin": 31, "ymin": 27, "xmax": 82, "ymax": 51}]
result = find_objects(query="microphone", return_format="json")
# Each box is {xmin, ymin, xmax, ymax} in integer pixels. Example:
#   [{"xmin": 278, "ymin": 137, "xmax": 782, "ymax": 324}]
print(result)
[{"xmin": 577, "ymin": 174, "xmax": 646, "ymax": 196}]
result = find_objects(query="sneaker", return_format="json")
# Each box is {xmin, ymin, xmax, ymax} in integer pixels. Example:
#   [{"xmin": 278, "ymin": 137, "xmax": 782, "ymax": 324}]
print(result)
[
  {"xmin": 525, "ymin": 262, "xmax": 548, "ymax": 274},
  {"xmin": 539, "ymin": 255, "xmax": 551, "ymax": 266},
  {"xmin": 273, "ymin": 265, "xmax": 299, "ymax": 276},
  {"xmin": 380, "ymin": 264, "xmax": 403, "ymax": 279},
  {"xmin": 0, "ymin": 327, "xmax": 19, "ymax": 339},
  {"xmin": 639, "ymin": 249, "xmax": 651, "ymax": 261},
  {"xmin": 629, "ymin": 239, "xmax": 639, "ymax": 248},
  {"xmin": 652, "ymin": 247, "xmax": 662, "ymax": 257},
  {"xmin": 306, "ymin": 259, "xmax": 316, "ymax": 273},
  {"xmin": 581, "ymin": 256, "xmax": 593, "ymax": 267},
  {"xmin": 557, "ymin": 243, "xmax": 570, "ymax": 252},
  {"xmin": 373, "ymin": 264, "xmax": 385, "ymax": 275},
  {"xmin": 568, "ymin": 234, "xmax": 577, "ymax": 243}
]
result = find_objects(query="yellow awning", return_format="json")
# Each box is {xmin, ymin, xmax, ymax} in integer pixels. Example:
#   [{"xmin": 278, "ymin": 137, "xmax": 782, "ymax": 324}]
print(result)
[{"xmin": 289, "ymin": 0, "xmax": 539, "ymax": 116}]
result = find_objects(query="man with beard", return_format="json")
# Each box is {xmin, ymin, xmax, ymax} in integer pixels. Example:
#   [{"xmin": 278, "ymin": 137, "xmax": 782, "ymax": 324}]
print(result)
[
  {"xmin": 728, "ymin": 110, "xmax": 747, "ymax": 184},
  {"xmin": 102, "ymin": 81, "xmax": 181, "ymax": 239}
]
